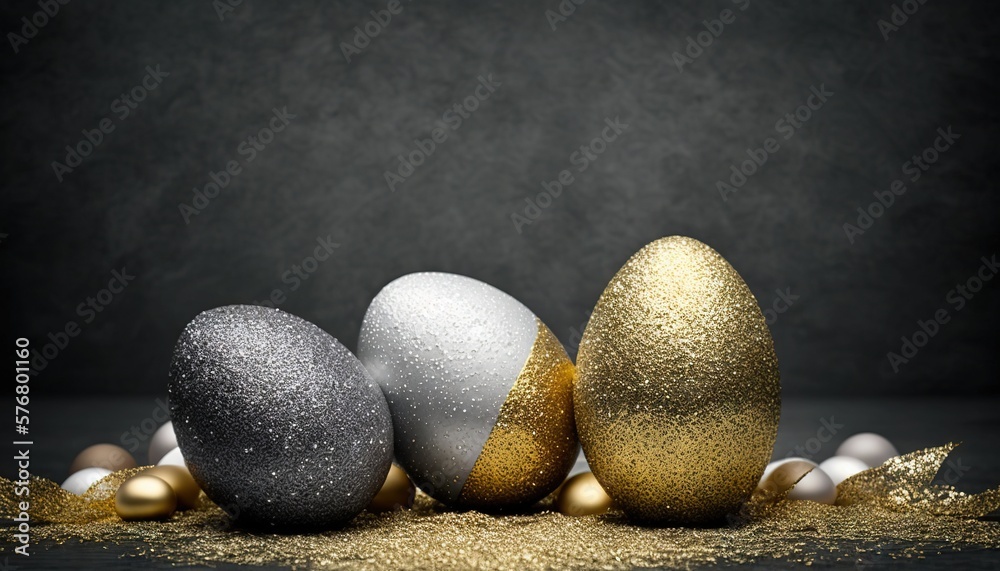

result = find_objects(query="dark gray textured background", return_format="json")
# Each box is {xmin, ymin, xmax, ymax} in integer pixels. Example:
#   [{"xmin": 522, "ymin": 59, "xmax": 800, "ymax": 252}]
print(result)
[{"xmin": 2, "ymin": 0, "xmax": 998, "ymax": 396}]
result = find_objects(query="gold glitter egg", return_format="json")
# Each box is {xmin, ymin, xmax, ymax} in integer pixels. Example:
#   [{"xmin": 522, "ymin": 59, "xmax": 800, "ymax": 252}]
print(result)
[
  {"xmin": 115, "ymin": 474, "xmax": 178, "ymax": 521},
  {"xmin": 69, "ymin": 443, "xmax": 137, "ymax": 474},
  {"xmin": 359, "ymin": 272, "xmax": 579, "ymax": 510},
  {"xmin": 556, "ymin": 472, "xmax": 613, "ymax": 516},
  {"xmin": 141, "ymin": 465, "xmax": 201, "ymax": 509},
  {"xmin": 367, "ymin": 464, "xmax": 416, "ymax": 512},
  {"xmin": 575, "ymin": 236, "xmax": 781, "ymax": 524}
]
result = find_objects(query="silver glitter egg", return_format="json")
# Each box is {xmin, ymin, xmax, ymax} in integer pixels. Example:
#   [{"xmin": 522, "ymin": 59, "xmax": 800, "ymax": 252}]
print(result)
[
  {"xmin": 168, "ymin": 305, "xmax": 393, "ymax": 529},
  {"xmin": 358, "ymin": 273, "xmax": 578, "ymax": 510}
]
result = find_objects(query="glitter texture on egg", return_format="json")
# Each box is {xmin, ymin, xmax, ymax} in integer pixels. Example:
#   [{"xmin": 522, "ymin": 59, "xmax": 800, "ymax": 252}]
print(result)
[
  {"xmin": 168, "ymin": 305, "xmax": 393, "ymax": 529},
  {"xmin": 358, "ymin": 273, "xmax": 578, "ymax": 510},
  {"xmin": 575, "ymin": 236, "xmax": 781, "ymax": 524}
]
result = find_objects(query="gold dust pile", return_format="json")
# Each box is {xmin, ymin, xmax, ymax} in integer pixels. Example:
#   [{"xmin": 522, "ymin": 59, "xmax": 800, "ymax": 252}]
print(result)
[{"xmin": 3, "ymin": 444, "xmax": 1000, "ymax": 569}]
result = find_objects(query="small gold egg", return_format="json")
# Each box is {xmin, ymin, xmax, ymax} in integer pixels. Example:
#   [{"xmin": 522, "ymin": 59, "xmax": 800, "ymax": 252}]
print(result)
[
  {"xmin": 70, "ymin": 443, "xmax": 137, "ymax": 473},
  {"xmin": 141, "ymin": 465, "xmax": 201, "ymax": 509},
  {"xmin": 367, "ymin": 464, "xmax": 416, "ymax": 512},
  {"xmin": 556, "ymin": 472, "xmax": 613, "ymax": 517},
  {"xmin": 115, "ymin": 474, "xmax": 177, "ymax": 521}
]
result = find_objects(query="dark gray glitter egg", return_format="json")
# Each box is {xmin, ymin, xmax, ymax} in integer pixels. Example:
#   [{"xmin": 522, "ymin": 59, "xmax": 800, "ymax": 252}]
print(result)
[{"xmin": 168, "ymin": 305, "xmax": 393, "ymax": 529}]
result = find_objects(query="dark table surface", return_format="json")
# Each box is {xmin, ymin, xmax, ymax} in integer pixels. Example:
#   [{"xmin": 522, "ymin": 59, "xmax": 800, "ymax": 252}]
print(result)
[{"xmin": 3, "ymin": 395, "xmax": 999, "ymax": 569}]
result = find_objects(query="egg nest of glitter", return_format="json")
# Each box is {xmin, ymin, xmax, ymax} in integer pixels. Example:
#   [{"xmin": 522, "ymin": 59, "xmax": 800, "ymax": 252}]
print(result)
[{"xmin": 3, "ymin": 444, "xmax": 999, "ymax": 570}]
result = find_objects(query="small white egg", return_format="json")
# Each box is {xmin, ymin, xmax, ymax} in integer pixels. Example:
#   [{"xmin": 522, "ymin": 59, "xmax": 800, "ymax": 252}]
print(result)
[
  {"xmin": 148, "ymin": 421, "xmax": 179, "ymax": 465},
  {"xmin": 759, "ymin": 457, "xmax": 837, "ymax": 504},
  {"xmin": 157, "ymin": 447, "xmax": 185, "ymax": 467},
  {"xmin": 836, "ymin": 433, "xmax": 898, "ymax": 468},
  {"xmin": 819, "ymin": 455, "xmax": 870, "ymax": 485},
  {"xmin": 61, "ymin": 467, "xmax": 113, "ymax": 495}
]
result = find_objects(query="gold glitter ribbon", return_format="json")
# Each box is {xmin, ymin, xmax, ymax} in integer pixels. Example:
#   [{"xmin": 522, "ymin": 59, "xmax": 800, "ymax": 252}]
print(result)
[
  {"xmin": 835, "ymin": 442, "xmax": 1000, "ymax": 517},
  {"xmin": 2, "ymin": 444, "xmax": 998, "ymax": 569},
  {"xmin": 745, "ymin": 443, "xmax": 1000, "ymax": 519}
]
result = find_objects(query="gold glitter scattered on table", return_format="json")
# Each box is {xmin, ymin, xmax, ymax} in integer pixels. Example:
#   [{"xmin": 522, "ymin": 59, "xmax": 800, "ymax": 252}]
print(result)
[{"xmin": 3, "ymin": 444, "xmax": 999, "ymax": 570}]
